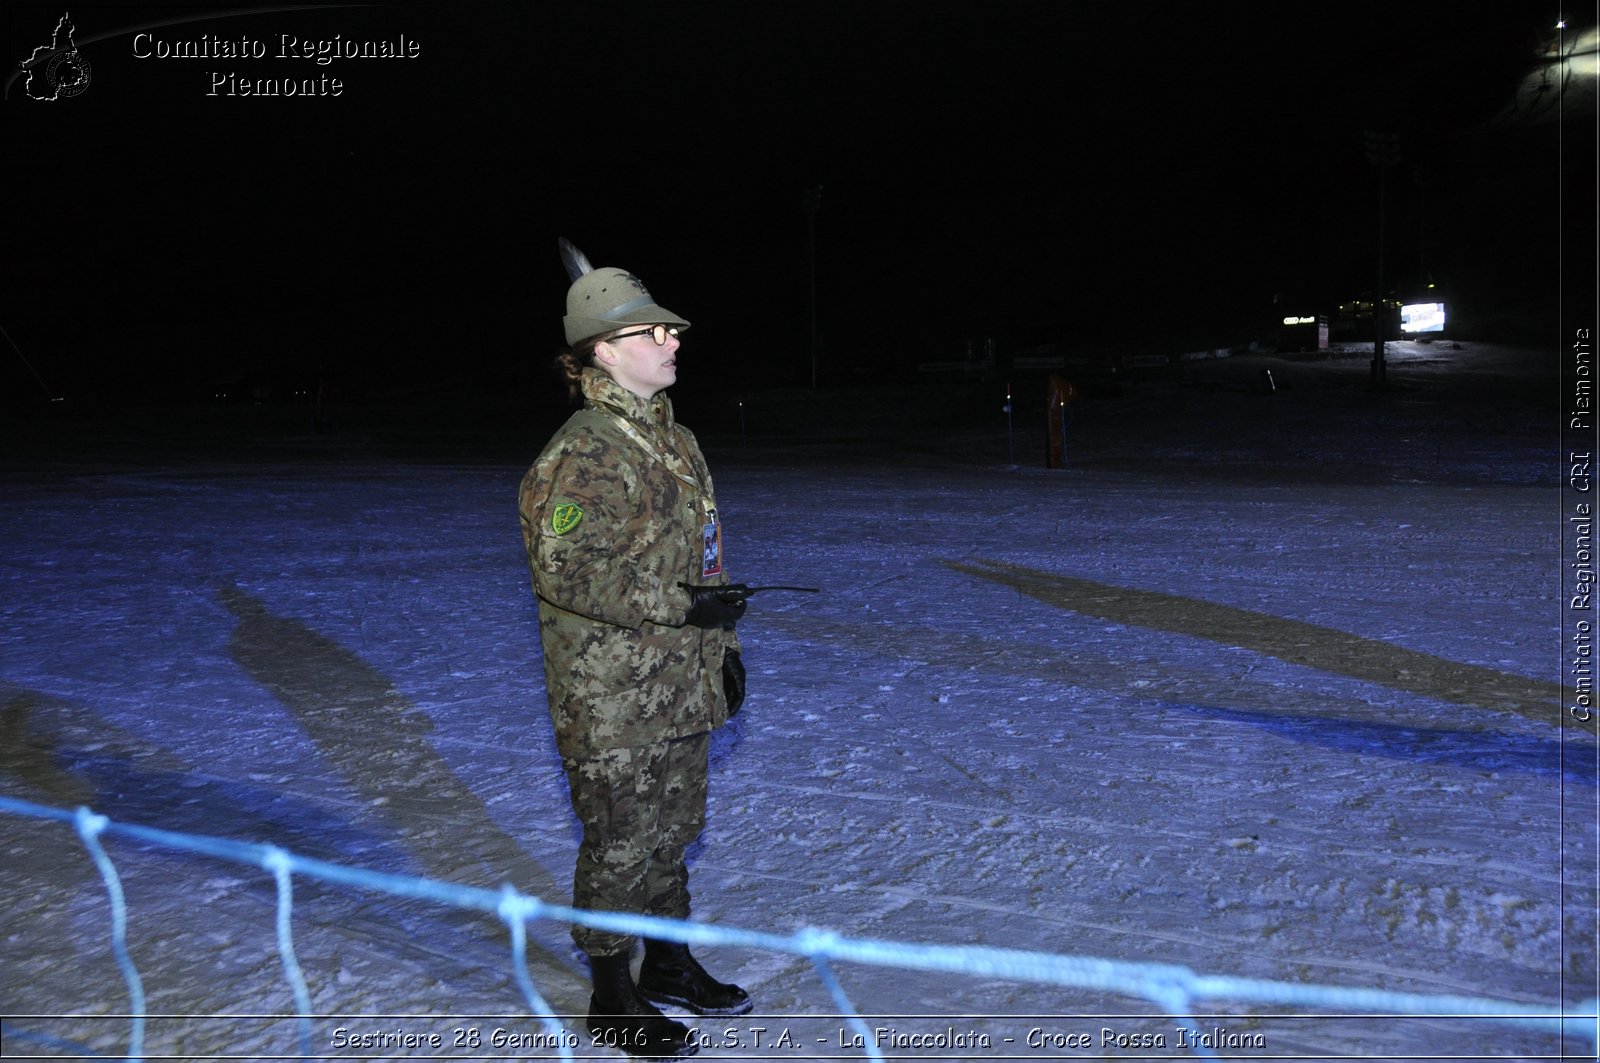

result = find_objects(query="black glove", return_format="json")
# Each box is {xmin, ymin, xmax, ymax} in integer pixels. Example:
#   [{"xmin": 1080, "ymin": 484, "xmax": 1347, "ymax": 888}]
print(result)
[
  {"xmin": 722, "ymin": 649, "xmax": 746, "ymax": 717},
  {"xmin": 683, "ymin": 583, "xmax": 748, "ymax": 630}
]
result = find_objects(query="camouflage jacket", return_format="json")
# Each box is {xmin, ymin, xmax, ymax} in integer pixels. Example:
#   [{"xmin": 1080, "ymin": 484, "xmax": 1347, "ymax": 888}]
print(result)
[{"xmin": 519, "ymin": 369, "xmax": 738, "ymax": 759}]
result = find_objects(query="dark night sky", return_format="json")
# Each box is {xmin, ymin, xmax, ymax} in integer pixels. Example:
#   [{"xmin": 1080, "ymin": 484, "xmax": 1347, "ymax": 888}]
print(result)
[{"xmin": 2, "ymin": 0, "xmax": 1592, "ymax": 412}]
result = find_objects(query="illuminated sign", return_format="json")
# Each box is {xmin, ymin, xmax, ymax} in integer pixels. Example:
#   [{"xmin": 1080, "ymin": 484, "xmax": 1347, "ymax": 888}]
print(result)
[
  {"xmin": 1282, "ymin": 316, "xmax": 1317, "ymax": 325},
  {"xmin": 1400, "ymin": 302, "xmax": 1446, "ymax": 333}
]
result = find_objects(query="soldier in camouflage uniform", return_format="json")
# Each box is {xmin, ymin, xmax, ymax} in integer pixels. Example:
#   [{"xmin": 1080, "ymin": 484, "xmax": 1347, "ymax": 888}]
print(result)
[{"xmin": 519, "ymin": 256, "xmax": 750, "ymax": 1059}]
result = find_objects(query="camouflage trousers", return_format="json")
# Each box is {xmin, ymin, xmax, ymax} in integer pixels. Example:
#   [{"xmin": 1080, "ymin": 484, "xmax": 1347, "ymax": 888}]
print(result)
[{"xmin": 562, "ymin": 731, "xmax": 709, "ymax": 958}]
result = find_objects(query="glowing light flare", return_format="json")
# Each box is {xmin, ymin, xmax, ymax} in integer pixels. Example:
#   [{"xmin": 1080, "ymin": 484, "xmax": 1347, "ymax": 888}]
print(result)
[{"xmin": 1400, "ymin": 302, "xmax": 1447, "ymax": 334}]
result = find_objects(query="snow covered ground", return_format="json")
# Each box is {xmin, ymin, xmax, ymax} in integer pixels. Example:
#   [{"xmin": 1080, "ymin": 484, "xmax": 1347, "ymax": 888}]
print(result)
[{"xmin": 1, "ymin": 341, "xmax": 1594, "ymax": 1061}]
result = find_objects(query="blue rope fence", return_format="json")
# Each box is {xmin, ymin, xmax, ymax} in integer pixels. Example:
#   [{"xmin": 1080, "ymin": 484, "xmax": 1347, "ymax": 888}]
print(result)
[{"xmin": 1, "ymin": 795, "xmax": 1594, "ymax": 1061}]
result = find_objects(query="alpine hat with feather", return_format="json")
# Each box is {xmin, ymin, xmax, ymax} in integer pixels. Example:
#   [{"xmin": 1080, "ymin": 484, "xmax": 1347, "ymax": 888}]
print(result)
[{"xmin": 560, "ymin": 238, "xmax": 691, "ymax": 347}]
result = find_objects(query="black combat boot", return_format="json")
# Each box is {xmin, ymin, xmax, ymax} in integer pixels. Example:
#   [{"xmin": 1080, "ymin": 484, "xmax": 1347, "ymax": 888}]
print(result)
[
  {"xmin": 638, "ymin": 939, "xmax": 753, "ymax": 1017},
  {"xmin": 586, "ymin": 951, "xmax": 698, "ymax": 1059}
]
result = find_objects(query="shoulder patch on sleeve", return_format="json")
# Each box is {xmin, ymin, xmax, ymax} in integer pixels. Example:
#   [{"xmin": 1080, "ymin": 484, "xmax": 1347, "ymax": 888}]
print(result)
[{"xmin": 551, "ymin": 502, "xmax": 584, "ymax": 536}]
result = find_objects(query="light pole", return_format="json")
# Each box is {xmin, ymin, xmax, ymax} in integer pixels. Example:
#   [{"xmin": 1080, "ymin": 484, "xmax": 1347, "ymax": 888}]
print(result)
[
  {"xmin": 803, "ymin": 185, "xmax": 823, "ymax": 389},
  {"xmin": 1363, "ymin": 130, "xmax": 1401, "ymax": 389}
]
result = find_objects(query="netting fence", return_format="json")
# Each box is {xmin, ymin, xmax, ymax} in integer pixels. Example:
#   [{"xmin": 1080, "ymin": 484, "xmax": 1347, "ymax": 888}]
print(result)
[{"xmin": 1, "ymin": 795, "xmax": 1594, "ymax": 1061}]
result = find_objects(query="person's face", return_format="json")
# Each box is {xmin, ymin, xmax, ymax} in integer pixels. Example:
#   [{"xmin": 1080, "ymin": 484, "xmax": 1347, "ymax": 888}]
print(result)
[{"xmin": 596, "ymin": 324, "xmax": 681, "ymax": 399}]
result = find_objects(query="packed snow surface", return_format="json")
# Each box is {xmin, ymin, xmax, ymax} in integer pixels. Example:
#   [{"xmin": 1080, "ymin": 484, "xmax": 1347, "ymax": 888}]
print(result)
[{"xmin": 1, "ymin": 343, "xmax": 1593, "ymax": 1061}]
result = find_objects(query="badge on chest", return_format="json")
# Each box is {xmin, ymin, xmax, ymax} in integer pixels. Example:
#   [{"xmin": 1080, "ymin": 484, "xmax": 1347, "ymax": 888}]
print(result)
[{"xmin": 701, "ymin": 512, "xmax": 723, "ymax": 578}]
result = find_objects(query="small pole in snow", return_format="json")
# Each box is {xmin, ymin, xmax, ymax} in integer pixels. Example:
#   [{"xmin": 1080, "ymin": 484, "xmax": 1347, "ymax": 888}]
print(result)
[
  {"xmin": 738, "ymin": 400, "xmax": 747, "ymax": 447},
  {"xmin": 1004, "ymin": 383, "xmax": 1014, "ymax": 465},
  {"xmin": 1045, "ymin": 376, "xmax": 1073, "ymax": 469}
]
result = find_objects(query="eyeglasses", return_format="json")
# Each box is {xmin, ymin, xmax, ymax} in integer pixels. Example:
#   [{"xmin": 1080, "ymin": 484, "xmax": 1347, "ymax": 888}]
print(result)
[{"xmin": 606, "ymin": 325, "xmax": 679, "ymax": 346}]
